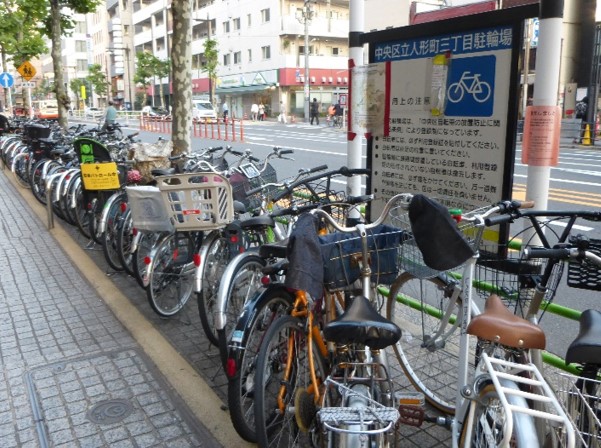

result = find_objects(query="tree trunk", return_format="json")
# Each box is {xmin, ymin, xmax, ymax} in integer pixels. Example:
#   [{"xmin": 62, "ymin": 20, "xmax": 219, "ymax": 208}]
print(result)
[
  {"xmin": 50, "ymin": 0, "xmax": 68, "ymax": 130},
  {"xmin": 170, "ymin": 0, "xmax": 192, "ymax": 155}
]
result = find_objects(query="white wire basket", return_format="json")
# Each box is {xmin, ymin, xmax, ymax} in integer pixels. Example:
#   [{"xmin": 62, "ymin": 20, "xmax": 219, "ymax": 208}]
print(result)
[
  {"xmin": 154, "ymin": 172, "xmax": 234, "ymax": 232},
  {"xmin": 556, "ymin": 372, "xmax": 601, "ymax": 448}
]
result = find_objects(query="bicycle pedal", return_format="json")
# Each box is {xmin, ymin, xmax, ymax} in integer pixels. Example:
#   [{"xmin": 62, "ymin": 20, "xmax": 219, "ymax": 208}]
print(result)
[{"xmin": 398, "ymin": 405, "xmax": 425, "ymax": 427}]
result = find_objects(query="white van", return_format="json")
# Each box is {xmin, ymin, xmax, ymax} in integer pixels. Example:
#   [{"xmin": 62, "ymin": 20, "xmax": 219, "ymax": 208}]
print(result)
[{"xmin": 192, "ymin": 99, "xmax": 217, "ymax": 122}]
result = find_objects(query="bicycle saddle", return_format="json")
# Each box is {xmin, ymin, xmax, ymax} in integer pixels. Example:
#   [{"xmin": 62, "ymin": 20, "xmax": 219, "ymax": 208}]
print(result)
[
  {"xmin": 324, "ymin": 295, "xmax": 402, "ymax": 350},
  {"xmin": 240, "ymin": 214, "xmax": 274, "ymax": 230},
  {"xmin": 565, "ymin": 309, "xmax": 601, "ymax": 365},
  {"xmin": 259, "ymin": 239, "xmax": 288, "ymax": 259},
  {"xmin": 467, "ymin": 294, "xmax": 546, "ymax": 350},
  {"xmin": 151, "ymin": 167, "xmax": 177, "ymax": 177}
]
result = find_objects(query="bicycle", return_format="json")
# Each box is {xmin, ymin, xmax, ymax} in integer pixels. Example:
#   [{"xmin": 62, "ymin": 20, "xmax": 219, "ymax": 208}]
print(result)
[
  {"xmin": 252, "ymin": 194, "xmax": 409, "ymax": 448},
  {"xmin": 386, "ymin": 194, "xmax": 575, "ymax": 447}
]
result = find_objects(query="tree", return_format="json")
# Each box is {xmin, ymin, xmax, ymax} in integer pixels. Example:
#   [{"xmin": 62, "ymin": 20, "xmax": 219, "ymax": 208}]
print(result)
[
  {"xmin": 170, "ymin": 0, "xmax": 192, "ymax": 155},
  {"xmin": 69, "ymin": 78, "xmax": 87, "ymax": 110},
  {"xmin": 86, "ymin": 63, "xmax": 107, "ymax": 101},
  {"xmin": 46, "ymin": 0, "xmax": 102, "ymax": 129},
  {"xmin": 134, "ymin": 51, "xmax": 154, "ymax": 108},
  {"xmin": 153, "ymin": 57, "xmax": 170, "ymax": 109},
  {"xmin": 203, "ymin": 37, "xmax": 218, "ymax": 108}
]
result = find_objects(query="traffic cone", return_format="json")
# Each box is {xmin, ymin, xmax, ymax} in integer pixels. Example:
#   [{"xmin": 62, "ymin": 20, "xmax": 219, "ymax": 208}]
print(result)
[{"xmin": 583, "ymin": 124, "xmax": 592, "ymax": 146}]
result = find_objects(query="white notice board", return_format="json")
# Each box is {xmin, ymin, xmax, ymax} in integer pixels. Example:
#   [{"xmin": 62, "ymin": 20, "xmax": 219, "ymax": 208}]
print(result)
[{"xmin": 366, "ymin": 25, "xmax": 517, "ymax": 214}]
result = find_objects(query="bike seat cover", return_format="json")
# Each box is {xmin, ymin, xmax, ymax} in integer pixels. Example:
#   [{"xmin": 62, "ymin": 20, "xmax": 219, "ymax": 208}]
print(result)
[
  {"xmin": 467, "ymin": 294, "xmax": 546, "ymax": 350},
  {"xmin": 565, "ymin": 309, "xmax": 601, "ymax": 365},
  {"xmin": 408, "ymin": 194, "xmax": 475, "ymax": 271},
  {"xmin": 324, "ymin": 295, "xmax": 402, "ymax": 350}
]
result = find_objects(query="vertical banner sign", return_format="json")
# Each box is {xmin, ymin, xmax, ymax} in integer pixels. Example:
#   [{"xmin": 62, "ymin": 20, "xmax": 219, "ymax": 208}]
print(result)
[
  {"xmin": 368, "ymin": 23, "xmax": 518, "ymax": 215},
  {"xmin": 521, "ymin": 105, "xmax": 561, "ymax": 165}
]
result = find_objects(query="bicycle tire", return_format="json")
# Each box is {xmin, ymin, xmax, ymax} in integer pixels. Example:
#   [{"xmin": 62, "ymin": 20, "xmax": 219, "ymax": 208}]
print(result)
[
  {"xmin": 197, "ymin": 234, "xmax": 232, "ymax": 346},
  {"xmin": 101, "ymin": 194, "xmax": 126, "ymax": 271},
  {"xmin": 460, "ymin": 381, "xmax": 539, "ymax": 447},
  {"xmin": 87, "ymin": 197, "xmax": 104, "ymax": 244},
  {"xmin": 216, "ymin": 254, "xmax": 266, "ymax": 367},
  {"xmin": 132, "ymin": 231, "xmax": 164, "ymax": 288},
  {"xmin": 146, "ymin": 232, "xmax": 195, "ymax": 317},
  {"xmin": 116, "ymin": 209, "xmax": 136, "ymax": 276},
  {"xmin": 12, "ymin": 153, "xmax": 31, "ymax": 188},
  {"xmin": 227, "ymin": 285, "xmax": 295, "ymax": 443},
  {"xmin": 386, "ymin": 271, "xmax": 475, "ymax": 415},
  {"xmin": 71, "ymin": 179, "xmax": 92, "ymax": 240},
  {"xmin": 47, "ymin": 165, "xmax": 69, "ymax": 221},
  {"xmin": 254, "ymin": 315, "xmax": 327, "ymax": 448},
  {"xmin": 29, "ymin": 159, "xmax": 52, "ymax": 205}
]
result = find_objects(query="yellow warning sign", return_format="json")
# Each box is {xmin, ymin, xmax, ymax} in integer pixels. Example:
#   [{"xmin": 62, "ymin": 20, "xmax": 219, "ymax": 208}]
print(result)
[
  {"xmin": 17, "ymin": 61, "xmax": 36, "ymax": 81},
  {"xmin": 81, "ymin": 163, "xmax": 121, "ymax": 190}
]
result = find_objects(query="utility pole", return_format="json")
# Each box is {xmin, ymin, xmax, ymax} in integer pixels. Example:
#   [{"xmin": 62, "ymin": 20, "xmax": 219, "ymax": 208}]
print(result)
[{"xmin": 299, "ymin": 1, "xmax": 315, "ymax": 123}]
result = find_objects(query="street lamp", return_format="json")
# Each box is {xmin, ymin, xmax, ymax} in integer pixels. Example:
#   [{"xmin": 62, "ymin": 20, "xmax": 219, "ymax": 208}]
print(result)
[
  {"xmin": 298, "ymin": 1, "xmax": 315, "ymax": 123},
  {"xmin": 193, "ymin": 14, "xmax": 214, "ymax": 107}
]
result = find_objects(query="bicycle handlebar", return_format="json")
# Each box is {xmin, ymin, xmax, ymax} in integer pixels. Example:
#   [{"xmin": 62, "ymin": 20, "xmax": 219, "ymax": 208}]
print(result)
[
  {"xmin": 245, "ymin": 164, "xmax": 328, "ymax": 197},
  {"xmin": 523, "ymin": 247, "xmax": 601, "ymax": 267}
]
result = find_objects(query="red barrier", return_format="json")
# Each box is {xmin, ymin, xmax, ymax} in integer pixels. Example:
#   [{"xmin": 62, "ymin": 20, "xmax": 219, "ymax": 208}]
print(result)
[{"xmin": 231, "ymin": 120, "xmax": 236, "ymax": 142}]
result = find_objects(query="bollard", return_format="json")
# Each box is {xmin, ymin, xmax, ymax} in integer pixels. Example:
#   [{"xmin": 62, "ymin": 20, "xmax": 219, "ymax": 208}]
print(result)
[
  {"xmin": 231, "ymin": 119, "xmax": 236, "ymax": 142},
  {"xmin": 582, "ymin": 124, "xmax": 592, "ymax": 146},
  {"xmin": 217, "ymin": 120, "xmax": 221, "ymax": 140},
  {"xmin": 239, "ymin": 120, "xmax": 244, "ymax": 142},
  {"xmin": 224, "ymin": 119, "xmax": 229, "ymax": 141}
]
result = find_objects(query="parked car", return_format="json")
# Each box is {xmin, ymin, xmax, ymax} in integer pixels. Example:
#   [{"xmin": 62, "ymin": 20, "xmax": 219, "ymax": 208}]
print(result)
[
  {"xmin": 192, "ymin": 99, "xmax": 217, "ymax": 122},
  {"xmin": 85, "ymin": 107, "xmax": 104, "ymax": 119}
]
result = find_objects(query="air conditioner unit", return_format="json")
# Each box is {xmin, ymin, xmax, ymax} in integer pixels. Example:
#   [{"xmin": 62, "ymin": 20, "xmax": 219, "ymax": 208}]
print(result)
[
  {"xmin": 343, "ymin": 77, "xmax": 348, "ymax": 83},
  {"xmin": 321, "ymin": 76, "xmax": 326, "ymax": 83},
  {"xmin": 328, "ymin": 77, "xmax": 333, "ymax": 83},
  {"xmin": 311, "ymin": 76, "xmax": 315, "ymax": 82},
  {"xmin": 337, "ymin": 77, "xmax": 342, "ymax": 83}
]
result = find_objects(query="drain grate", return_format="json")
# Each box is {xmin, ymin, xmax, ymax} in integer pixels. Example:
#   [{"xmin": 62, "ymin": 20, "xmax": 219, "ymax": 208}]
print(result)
[
  {"xmin": 24, "ymin": 348, "xmax": 219, "ymax": 447},
  {"xmin": 86, "ymin": 398, "xmax": 134, "ymax": 425}
]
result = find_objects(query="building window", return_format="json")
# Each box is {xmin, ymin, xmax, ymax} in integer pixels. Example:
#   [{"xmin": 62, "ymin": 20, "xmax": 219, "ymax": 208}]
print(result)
[
  {"xmin": 247, "ymin": 13, "xmax": 251, "ymax": 27},
  {"xmin": 233, "ymin": 17, "xmax": 240, "ymax": 31},
  {"xmin": 332, "ymin": 47, "xmax": 340, "ymax": 56},
  {"xmin": 298, "ymin": 46, "xmax": 314, "ymax": 56},
  {"xmin": 248, "ymin": 49, "xmax": 252, "ymax": 62},
  {"xmin": 223, "ymin": 21, "xmax": 230, "ymax": 33},
  {"xmin": 234, "ymin": 51, "xmax": 242, "ymax": 64},
  {"xmin": 223, "ymin": 53, "xmax": 231, "ymax": 65},
  {"xmin": 261, "ymin": 45, "xmax": 271, "ymax": 60},
  {"xmin": 261, "ymin": 8, "xmax": 270, "ymax": 23},
  {"xmin": 76, "ymin": 59, "xmax": 88, "ymax": 71},
  {"xmin": 75, "ymin": 41, "xmax": 87, "ymax": 52}
]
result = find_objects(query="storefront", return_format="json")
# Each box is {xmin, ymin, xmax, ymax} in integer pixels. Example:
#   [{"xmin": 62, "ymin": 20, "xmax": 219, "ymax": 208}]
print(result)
[{"xmin": 216, "ymin": 70, "xmax": 279, "ymax": 119}]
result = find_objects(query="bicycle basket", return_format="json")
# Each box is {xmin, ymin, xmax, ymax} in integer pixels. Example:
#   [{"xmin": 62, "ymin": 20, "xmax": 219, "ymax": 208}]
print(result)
[
  {"xmin": 319, "ymin": 224, "xmax": 403, "ymax": 291},
  {"xmin": 230, "ymin": 162, "xmax": 278, "ymax": 211},
  {"xmin": 567, "ymin": 238, "xmax": 601, "ymax": 291},
  {"xmin": 155, "ymin": 172, "xmax": 234, "ymax": 231},
  {"xmin": 126, "ymin": 185, "xmax": 174, "ymax": 232},
  {"xmin": 555, "ymin": 372, "xmax": 601, "ymax": 448}
]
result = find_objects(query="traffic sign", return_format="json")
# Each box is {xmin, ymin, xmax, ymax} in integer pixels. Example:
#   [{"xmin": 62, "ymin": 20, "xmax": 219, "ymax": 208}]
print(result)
[
  {"xmin": 0, "ymin": 72, "xmax": 14, "ymax": 88},
  {"xmin": 17, "ymin": 61, "xmax": 36, "ymax": 81},
  {"xmin": 21, "ymin": 81, "xmax": 36, "ymax": 88}
]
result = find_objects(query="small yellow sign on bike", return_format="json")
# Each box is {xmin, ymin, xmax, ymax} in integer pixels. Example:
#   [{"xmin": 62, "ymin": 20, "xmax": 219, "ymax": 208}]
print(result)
[
  {"xmin": 17, "ymin": 61, "xmax": 36, "ymax": 81},
  {"xmin": 81, "ymin": 162, "xmax": 120, "ymax": 190}
]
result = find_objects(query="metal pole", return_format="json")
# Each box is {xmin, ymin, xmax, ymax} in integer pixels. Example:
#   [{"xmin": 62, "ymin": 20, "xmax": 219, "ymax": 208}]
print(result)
[
  {"xmin": 303, "ymin": 1, "xmax": 312, "ymax": 123},
  {"xmin": 525, "ymin": 0, "xmax": 564, "ymax": 214},
  {"xmin": 208, "ymin": 14, "xmax": 213, "ymax": 107}
]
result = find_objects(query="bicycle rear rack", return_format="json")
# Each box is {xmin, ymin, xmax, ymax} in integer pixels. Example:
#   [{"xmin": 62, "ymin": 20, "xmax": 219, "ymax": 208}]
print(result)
[{"xmin": 480, "ymin": 353, "xmax": 575, "ymax": 448}]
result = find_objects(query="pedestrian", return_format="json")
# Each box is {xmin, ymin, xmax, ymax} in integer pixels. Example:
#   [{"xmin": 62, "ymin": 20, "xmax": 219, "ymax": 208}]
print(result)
[
  {"xmin": 278, "ymin": 100, "xmax": 287, "ymax": 124},
  {"xmin": 258, "ymin": 103, "xmax": 265, "ymax": 121},
  {"xmin": 222, "ymin": 101, "xmax": 229, "ymax": 123},
  {"xmin": 102, "ymin": 101, "xmax": 117, "ymax": 131},
  {"xmin": 251, "ymin": 102, "xmax": 259, "ymax": 121},
  {"xmin": 310, "ymin": 98, "xmax": 320, "ymax": 125}
]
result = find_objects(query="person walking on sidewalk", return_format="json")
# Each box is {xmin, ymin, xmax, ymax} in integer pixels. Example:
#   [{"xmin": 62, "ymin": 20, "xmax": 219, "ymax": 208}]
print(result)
[
  {"xmin": 222, "ymin": 101, "xmax": 229, "ymax": 123},
  {"xmin": 251, "ymin": 103, "xmax": 258, "ymax": 121},
  {"xmin": 258, "ymin": 103, "xmax": 265, "ymax": 121},
  {"xmin": 278, "ymin": 101, "xmax": 287, "ymax": 124},
  {"xmin": 310, "ymin": 98, "xmax": 320, "ymax": 125}
]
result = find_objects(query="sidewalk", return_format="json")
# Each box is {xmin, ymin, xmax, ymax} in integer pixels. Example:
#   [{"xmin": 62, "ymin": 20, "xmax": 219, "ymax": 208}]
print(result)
[{"xmin": 0, "ymin": 170, "xmax": 227, "ymax": 446}]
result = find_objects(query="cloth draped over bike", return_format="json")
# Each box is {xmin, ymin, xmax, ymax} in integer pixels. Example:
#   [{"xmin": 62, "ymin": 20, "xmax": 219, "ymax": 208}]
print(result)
[
  {"xmin": 408, "ymin": 194, "xmax": 475, "ymax": 271},
  {"xmin": 285, "ymin": 213, "xmax": 324, "ymax": 299}
]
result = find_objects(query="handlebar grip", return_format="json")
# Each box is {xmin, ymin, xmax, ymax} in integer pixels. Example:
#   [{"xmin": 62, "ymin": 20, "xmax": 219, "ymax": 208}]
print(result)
[
  {"xmin": 209, "ymin": 146, "xmax": 224, "ymax": 152},
  {"xmin": 279, "ymin": 149, "xmax": 294, "ymax": 155},
  {"xmin": 245, "ymin": 185, "xmax": 264, "ymax": 196},
  {"xmin": 309, "ymin": 164, "xmax": 328, "ymax": 174},
  {"xmin": 346, "ymin": 194, "xmax": 374, "ymax": 205},
  {"xmin": 249, "ymin": 155, "xmax": 261, "ymax": 163},
  {"xmin": 229, "ymin": 149, "xmax": 244, "ymax": 156},
  {"xmin": 484, "ymin": 214, "xmax": 514, "ymax": 226},
  {"xmin": 339, "ymin": 166, "xmax": 370, "ymax": 177},
  {"xmin": 523, "ymin": 247, "xmax": 571, "ymax": 260},
  {"xmin": 520, "ymin": 200, "xmax": 535, "ymax": 209}
]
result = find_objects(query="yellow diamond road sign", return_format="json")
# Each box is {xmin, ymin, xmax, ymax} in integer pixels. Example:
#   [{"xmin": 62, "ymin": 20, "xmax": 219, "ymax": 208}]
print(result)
[{"xmin": 17, "ymin": 61, "xmax": 36, "ymax": 81}]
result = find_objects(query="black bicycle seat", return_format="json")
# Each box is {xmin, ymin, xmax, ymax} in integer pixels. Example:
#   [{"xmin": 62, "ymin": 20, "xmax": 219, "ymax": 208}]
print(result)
[
  {"xmin": 259, "ymin": 239, "xmax": 288, "ymax": 259},
  {"xmin": 324, "ymin": 295, "xmax": 402, "ymax": 349},
  {"xmin": 565, "ymin": 309, "xmax": 601, "ymax": 365},
  {"xmin": 240, "ymin": 214, "xmax": 274, "ymax": 230}
]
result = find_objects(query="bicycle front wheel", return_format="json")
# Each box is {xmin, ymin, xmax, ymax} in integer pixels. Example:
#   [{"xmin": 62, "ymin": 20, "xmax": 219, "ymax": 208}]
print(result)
[
  {"xmin": 146, "ymin": 233, "xmax": 195, "ymax": 317},
  {"xmin": 386, "ymin": 271, "xmax": 473, "ymax": 415},
  {"xmin": 254, "ymin": 315, "xmax": 327, "ymax": 448}
]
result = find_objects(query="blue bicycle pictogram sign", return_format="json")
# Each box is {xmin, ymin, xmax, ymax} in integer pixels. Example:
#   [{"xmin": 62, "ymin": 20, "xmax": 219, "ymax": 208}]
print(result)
[{"xmin": 445, "ymin": 55, "xmax": 496, "ymax": 117}]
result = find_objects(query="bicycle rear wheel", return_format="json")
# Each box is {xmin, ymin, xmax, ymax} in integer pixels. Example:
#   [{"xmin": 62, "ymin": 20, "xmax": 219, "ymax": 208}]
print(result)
[
  {"xmin": 386, "ymin": 271, "xmax": 475, "ymax": 415},
  {"xmin": 254, "ymin": 315, "xmax": 327, "ymax": 448},
  {"xmin": 146, "ymin": 233, "xmax": 195, "ymax": 317}
]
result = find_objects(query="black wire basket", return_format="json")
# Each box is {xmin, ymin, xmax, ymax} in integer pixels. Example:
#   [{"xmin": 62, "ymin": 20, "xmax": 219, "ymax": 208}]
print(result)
[
  {"xmin": 567, "ymin": 238, "xmax": 601, "ymax": 291},
  {"xmin": 230, "ymin": 162, "xmax": 277, "ymax": 211}
]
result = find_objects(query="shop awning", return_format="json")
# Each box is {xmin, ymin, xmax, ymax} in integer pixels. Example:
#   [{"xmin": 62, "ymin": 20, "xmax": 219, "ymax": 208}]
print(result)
[{"xmin": 216, "ymin": 84, "xmax": 276, "ymax": 94}]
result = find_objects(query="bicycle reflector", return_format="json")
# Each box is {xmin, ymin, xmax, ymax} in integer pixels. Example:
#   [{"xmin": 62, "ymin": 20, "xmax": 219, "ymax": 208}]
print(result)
[
  {"xmin": 449, "ymin": 208, "xmax": 462, "ymax": 223},
  {"xmin": 144, "ymin": 256, "xmax": 152, "ymax": 265},
  {"xmin": 261, "ymin": 276, "xmax": 270, "ymax": 286},
  {"xmin": 226, "ymin": 358, "xmax": 237, "ymax": 378},
  {"xmin": 193, "ymin": 253, "xmax": 201, "ymax": 266}
]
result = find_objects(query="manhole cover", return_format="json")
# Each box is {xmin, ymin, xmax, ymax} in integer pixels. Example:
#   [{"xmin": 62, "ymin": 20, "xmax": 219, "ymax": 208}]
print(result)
[{"xmin": 87, "ymin": 398, "xmax": 134, "ymax": 425}]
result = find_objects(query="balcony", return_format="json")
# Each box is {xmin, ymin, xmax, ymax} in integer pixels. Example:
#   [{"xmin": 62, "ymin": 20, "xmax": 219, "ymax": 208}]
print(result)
[{"xmin": 281, "ymin": 15, "xmax": 349, "ymax": 39}]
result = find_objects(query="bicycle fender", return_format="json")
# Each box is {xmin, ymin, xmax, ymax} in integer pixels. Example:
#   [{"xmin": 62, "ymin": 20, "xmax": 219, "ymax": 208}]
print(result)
[
  {"xmin": 98, "ymin": 191, "xmax": 126, "ymax": 235},
  {"xmin": 194, "ymin": 230, "xmax": 221, "ymax": 293},
  {"xmin": 215, "ymin": 251, "xmax": 263, "ymax": 330}
]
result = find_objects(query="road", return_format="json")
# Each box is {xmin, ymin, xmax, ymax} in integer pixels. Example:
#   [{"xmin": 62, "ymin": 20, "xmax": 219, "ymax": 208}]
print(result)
[{"xmin": 92, "ymin": 117, "xmax": 601, "ymax": 357}]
